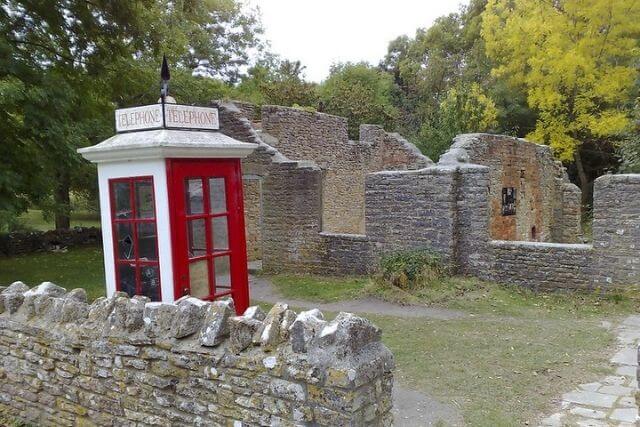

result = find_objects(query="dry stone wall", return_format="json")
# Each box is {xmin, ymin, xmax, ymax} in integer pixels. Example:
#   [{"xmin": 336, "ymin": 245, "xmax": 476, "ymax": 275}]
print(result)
[
  {"xmin": 592, "ymin": 174, "xmax": 640, "ymax": 285},
  {"xmin": 485, "ymin": 174, "xmax": 640, "ymax": 289},
  {"xmin": 260, "ymin": 105, "xmax": 431, "ymax": 235},
  {"xmin": 0, "ymin": 282, "xmax": 394, "ymax": 426},
  {"xmin": 486, "ymin": 241, "xmax": 595, "ymax": 290},
  {"xmin": 0, "ymin": 227, "xmax": 101, "ymax": 257}
]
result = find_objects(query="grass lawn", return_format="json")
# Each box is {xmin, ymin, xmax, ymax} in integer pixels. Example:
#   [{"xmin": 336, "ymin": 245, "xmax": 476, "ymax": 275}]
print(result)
[
  {"xmin": 16, "ymin": 209, "xmax": 101, "ymax": 231},
  {"xmin": 0, "ymin": 246, "xmax": 106, "ymax": 301},
  {"xmin": 267, "ymin": 274, "xmax": 368, "ymax": 302}
]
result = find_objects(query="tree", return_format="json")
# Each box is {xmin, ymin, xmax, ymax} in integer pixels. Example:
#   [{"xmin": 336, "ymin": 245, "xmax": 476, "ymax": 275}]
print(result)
[
  {"xmin": 381, "ymin": 0, "xmax": 535, "ymax": 154},
  {"xmin": 482, "ymin": 0, "xmax": 640, "ymax": 206},
  {"xmin": 1, "ymin": 0, "xmax": 263, "ymax": 229},
  {"xmin": 419, "ymin": 83, "xmax": 498, "ymax": 160},
  {"xmin": 318, "ymin": 62, "xmax": 398, "ymax": 139},
  {"xmin": 235, "ymin": 57, "xmax": 318, "ymax": 107}
]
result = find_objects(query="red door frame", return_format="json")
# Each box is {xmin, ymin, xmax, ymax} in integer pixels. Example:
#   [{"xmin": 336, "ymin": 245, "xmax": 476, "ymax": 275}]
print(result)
[{"xmin": 166, "ymin": 158, "xmax": 249, "ymax": 314}]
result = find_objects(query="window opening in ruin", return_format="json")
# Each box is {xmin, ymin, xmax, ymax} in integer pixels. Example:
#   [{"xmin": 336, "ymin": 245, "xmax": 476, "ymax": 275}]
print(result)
[
  {"xmin": 531, "ymin": 226, "xmax": 537, "ymax": 240},
  {"xmin": 501, "ymin": 187, "xmax": 516, "ymax": 216}
]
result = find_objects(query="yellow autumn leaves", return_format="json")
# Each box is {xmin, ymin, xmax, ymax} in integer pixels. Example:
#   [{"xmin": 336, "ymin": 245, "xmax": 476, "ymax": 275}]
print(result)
[{"xmin": 482, "ymin": 0, "xmax": 639, "ymax": 161}]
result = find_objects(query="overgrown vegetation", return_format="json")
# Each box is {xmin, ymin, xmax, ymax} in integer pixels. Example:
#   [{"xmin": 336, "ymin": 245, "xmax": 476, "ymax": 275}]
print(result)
[{"xmin": 376, "ymin": 249, "xmax": 449, "ymax": 290}]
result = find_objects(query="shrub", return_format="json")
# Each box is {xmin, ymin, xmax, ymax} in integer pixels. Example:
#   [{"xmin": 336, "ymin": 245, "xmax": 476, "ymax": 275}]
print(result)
[{"xmin": 377, "ymin": 249, "xmax": 449, "ymax": 290}]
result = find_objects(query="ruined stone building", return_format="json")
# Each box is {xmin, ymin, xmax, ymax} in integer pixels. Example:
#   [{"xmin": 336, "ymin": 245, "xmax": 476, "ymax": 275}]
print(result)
[{"xmin": 216, "ymin": 102, "xmax": 639, "ymax": 290}]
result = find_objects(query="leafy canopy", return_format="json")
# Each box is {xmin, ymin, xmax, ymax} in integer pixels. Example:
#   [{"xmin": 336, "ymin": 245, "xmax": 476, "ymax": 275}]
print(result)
[
  {"xmin": 419, "ymin": 82, "xmax": 498, "ymax": 160},
  {"xmin": 318, "ymin": 62, "xmax": 398, "ymax": 139},
  {"xmin": 482, "ymin": 0, "xmax": 640, "ymax": 161}
]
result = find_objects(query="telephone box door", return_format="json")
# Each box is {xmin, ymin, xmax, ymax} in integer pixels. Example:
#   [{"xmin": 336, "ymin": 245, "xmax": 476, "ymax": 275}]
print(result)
[{"xmin": 167, "ymin": 159, "xmax": 249, "ymax": 313}]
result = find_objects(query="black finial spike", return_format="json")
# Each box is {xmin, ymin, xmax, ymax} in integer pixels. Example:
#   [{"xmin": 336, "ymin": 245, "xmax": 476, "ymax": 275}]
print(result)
[
  {"xmin": 160, "ymin": 54, "xmax": 170, "ymax": 102},
  {"xmin": 161, "ymin": 54, "xmax": 170, "ymax": 81}
]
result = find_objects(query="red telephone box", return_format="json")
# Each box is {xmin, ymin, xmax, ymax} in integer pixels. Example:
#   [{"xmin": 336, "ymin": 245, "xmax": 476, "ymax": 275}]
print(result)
[
  {"xmin": 79, "ymin": 100, "xmax": 256, "ymax": 314},
  {"xmin": 167, "ymin": 159, "xmax": 249, "ymax": 311}
]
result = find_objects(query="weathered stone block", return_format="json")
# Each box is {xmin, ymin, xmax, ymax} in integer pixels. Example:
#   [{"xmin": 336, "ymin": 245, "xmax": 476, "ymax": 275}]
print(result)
[
  {"xmin": 289, "ymin": 309, "xmax": 325, "ymax": 353},
  {"xmin": 229, "ymin": 316, "xmax": 262, "ymax": 353},
  {"xmin": 199, "ymin": 299, "xmax": 234, "ymax": 347}
]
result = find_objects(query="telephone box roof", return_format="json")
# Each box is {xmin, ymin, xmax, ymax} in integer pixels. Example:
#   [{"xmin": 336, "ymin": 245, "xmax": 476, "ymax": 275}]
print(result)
[{"xmin": 78, "ymin": 129, "xmax": 256, "ymax": 163}]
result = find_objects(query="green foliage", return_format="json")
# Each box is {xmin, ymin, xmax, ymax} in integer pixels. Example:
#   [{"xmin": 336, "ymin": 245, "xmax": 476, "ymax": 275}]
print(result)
[
  {"xmin": 482, "ymin": 0, "xmax": 640, "ymax": 162},
  {"xmin": 418, "ymin": 82, "xmax": 499, "ymax": 160},
  {"xmin": 381, "ymin": 1, "xmax": 524, "ymax": 151},
  {"xmin": 377, "ymin": 249, "xmax": 448, "ymax": 291},
  {"xmin": 235, "ymin": 57, "xmax": 318, "ymax": 107},
  {"xmin": 318, "ymin": 62, "xmax": 398, "ymax": 139},
  {"xmin": 619, "ymin": 106, "xmax": 640, "ymax": 173},
  {"xmin": 619, "ymin": 132, "xmax": 640, "ymax": 173}
]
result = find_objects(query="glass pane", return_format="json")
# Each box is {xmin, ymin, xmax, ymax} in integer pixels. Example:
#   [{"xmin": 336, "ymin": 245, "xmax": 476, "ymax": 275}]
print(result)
[
  {"xmin": 135, "ymin": 180, "xmax": 155, "ymax": 219},
  {"xmin": 211, "ymin": 216, "xmax": 229, "ymax": 251},
  {"xmin": 187, "ymin": 219, "xmax": 207, "ymax": 257},
  {"xmin": 189, "ymin": 260, "xmax": 210, "ymax": 298},
  {"xmin": 116, "ymin": 223, "xmax": 135, "ymax": 260},
  {"xmin": 112, "ymin": 182, "xmax": 132, "ymax": 219},
  {"xmin": 186, "ymin": 179, "xmax": 204, "ymax": 215},
  {"xmin": 214, "ymin": 256, "xmax": 231, "ymax": 289},
  {"xmin": 137, "ymin": 223, "xmax": 157, "ymax": 260},
  {"xmin": 209, "ymin": 178, "xmax": 227, "ymax": 214},
  {"xmin": 139, "ymin": 265, "xmax": 161, "ymax": 302},
  {"xmin": 118, "ymin": 263, "xmax": 136, "ymax": 297}
]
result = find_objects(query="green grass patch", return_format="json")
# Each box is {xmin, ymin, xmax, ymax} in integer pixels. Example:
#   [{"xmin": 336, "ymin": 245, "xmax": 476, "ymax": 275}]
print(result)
[
  {"xmin": 0, "ymin": 247, "xmax": 106, "ymax": 301},
  {"xmin": 371, "ymin": 313, "xmax": 614, "ymax": 426},
  {"xmin": 268, "ymin": 274, "xmax": 367, "ymax": 303},
  {"xmin": 367, "ymin": 275, "xmax": 640, "ymax": 319},
  {"xmin": 16, "ymin": 209, "xmax": 101, "ymax": 232}
]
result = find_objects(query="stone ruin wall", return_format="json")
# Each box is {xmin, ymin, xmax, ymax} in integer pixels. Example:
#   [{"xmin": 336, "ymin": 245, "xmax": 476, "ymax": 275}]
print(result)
[
  {"xmin": 216, "ymin": 101, "xmax": 431, "ymax": 261},
  {"xmin": 217, "ymin": 102, "xmax": 639, "ymax": 290},
  {"xmin": 260, "ymin": 105, "xmax": 431, "ymax": 235},
  {"xmin": 449, "ymin": 134, "xmax": 582, "ymax": 243},
  {"xmin": 0, "ymin": 282, "xmax": 394, "ymax": 426}
]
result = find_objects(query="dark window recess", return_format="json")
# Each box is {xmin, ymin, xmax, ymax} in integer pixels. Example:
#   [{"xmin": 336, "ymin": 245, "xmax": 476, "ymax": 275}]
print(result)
[
  {"xmin": 501, "ymin": 187, "xmax": 516, "ymax": 216},
  {"xmin": 109, "ymin": 177, "xmax": 161, "ymax": 301}
]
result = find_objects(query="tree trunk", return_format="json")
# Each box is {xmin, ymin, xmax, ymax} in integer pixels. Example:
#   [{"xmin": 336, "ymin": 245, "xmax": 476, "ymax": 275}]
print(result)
[
  {"xmin": 573, "ymin": 148, "xmax": 591, "ymax": 210},
  {"xmin": 54, "ymin": 170, "xmax": 71, "ymax": 230}
]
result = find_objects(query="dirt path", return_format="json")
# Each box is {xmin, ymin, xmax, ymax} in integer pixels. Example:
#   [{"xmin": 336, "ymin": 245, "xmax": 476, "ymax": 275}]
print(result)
[
  {"xmin": 249, "ymin": 275, "xmax": 467, "ymax": 320},
  {"xmin": 249, "ymin": 275, "xmax": 466, "ymax": 425}
]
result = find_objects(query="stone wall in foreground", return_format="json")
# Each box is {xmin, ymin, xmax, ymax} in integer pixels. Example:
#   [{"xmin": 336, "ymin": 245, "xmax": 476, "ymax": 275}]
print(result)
[{"xmin": 0, "ymin": 283, "xmax": 394, "ymax": 426}]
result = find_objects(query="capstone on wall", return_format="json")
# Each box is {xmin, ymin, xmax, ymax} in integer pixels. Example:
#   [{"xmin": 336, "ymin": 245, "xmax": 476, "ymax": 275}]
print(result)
[
  {"xmin": 0, "ymin": 282, "xmax": 394, "ymax": 426},
  {"xmin": 448, "ymin": 134, "xmax": 582, "ymax": 243}
]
